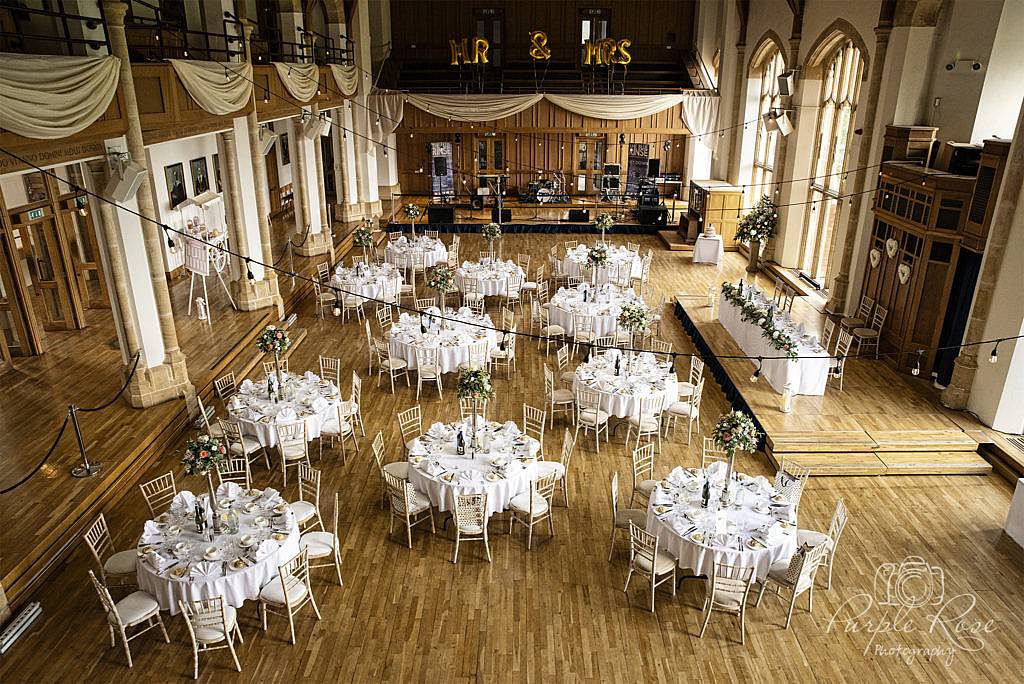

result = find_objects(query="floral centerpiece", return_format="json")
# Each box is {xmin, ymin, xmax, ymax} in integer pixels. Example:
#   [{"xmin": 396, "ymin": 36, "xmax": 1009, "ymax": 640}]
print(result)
[
  {"xmin": 720, "ymin": 283, "xmax": 798, "ymax": 359},
  {"xmin": 256, "ymin": 325, "xmax": 291, "ymax": 396},
  {"xmin": 736, "ymin": 195, "xmax": 778, "ymax": 272},
  {"xmin": 595, "ymin": 212, "xmax": 614, "ymax": 242},
  {"xmin": 617, "ymin": 303, "xmax": 650, "ymax": 333},
  {"xmin": 712, "ymin": 410, "xmax": 761, "ymax": 501},
  {"xmin": 182, "ymin": 434, "xmax": 228, "ymax": 533},
  {"xmin": 457, "ymin": 367, "xmax": 495, "ymax": 456},
  {"xmin": 427, "ymin": 264, "xmax": 456, "ymax": 315},
  {"xmin": 353, "ymin": 224, "xmax": 374, "ymax": 261},
  {"xmin": 481, "ymin": 222, "xmax": 502, "ymax": 260},
  {"xmin": 587, "ymin": 243, "xmax": 609, "ymax": 268},
  {"xmin": 402, "ymin": 203, "xmax": 422, "ymax": 221}
]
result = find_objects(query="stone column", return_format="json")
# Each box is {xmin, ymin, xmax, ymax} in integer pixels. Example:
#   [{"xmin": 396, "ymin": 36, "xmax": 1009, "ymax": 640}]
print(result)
[
  {"xmin": 291, "ymin": 116, "xmax": 310, "ymax": 237},
  {"xmin": 351, "ymin": 0, "xmax": 381, "ymax": 218},
  {"xmin": 726, "ymin": 43, "xmax": 746, "ymax": 185},
  {"xmin": 827, "ymin": 20, "xmax": 893, "ymax": 313},
  {"xmin": 295, "ymin": 102, "xmax": 334, "ymax": 257},
  {"xmin": 218, "ymin": 129, "xmax": 260, "ymax": 303},
  {"xmin": 762, "ymin": 36, "xmax": 802, "ymax": 265},
  {"xmin": 102, "ymin": 0, "xmax": 191, "ymax": 405},
  {"xmin": 942, "ymin": 101, "xmax": 1024, "ymax": 410}
]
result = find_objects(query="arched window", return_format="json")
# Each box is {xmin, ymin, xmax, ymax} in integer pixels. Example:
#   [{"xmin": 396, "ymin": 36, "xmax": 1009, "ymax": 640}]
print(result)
[
  {"xmin": 750, "ymin": 48, "xmax": 784, "ymax": 205},
  {"xmin": 801, "ymin": 40, "xmax": 864, "ymax": 283}
]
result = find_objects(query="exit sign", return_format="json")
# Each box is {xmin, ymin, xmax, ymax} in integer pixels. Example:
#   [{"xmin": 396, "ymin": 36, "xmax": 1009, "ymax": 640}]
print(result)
[{"xmin": 27, "ymin": 208, "xmax": 44, "ymax": 220}]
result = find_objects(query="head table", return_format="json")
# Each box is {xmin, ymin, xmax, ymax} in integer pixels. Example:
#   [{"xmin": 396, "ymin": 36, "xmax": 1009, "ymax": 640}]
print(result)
[
  {"xmin": 332, "ymin": 262, "xmax": 402, "ymax": 304},
  {"xmin": 562, "ymin": 243, "xmax": 642, "ymax": 285},
  {"xmin": 406, "ymin": 419, "xmax": 542, "ymax": 517},
  {"xmin": 456, "ymin": 259, "xmax": 525, "ymax": 297},
  {"xmin": 573, "ymin": 349, "xmax": 679, "ymax": 419},
  {"xmin": 388, "ymin": 307, "xmax": 498, "ymax": 373},
  {"xmin": 135, "ymin": 485, "xmax": 300, "ymax": 614},
  {"xmin": 226, "ymin": 373, "xmax": 341, "ymax": 448},
  {"xmin": 384, "ymin": 235, "xmax": 448, "ymax": 269},
  {"xmin": 549, "ymin": 282, "xmax": 644, "ymax": 336},
  {"xmin": 645, "ymin": 464, "xmax": 797, "ymax": 580}
]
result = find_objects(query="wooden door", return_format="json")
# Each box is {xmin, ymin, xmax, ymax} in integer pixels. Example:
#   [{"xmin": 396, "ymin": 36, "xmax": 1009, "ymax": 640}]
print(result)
[
  {"xmin": 266, "ymin": 147, "xmax": 282, "ymax": 214},
  {"xmin": 0, "ymin": 200, "xmax": 43, "ymax": 360},
  {"xmin": 55, "ymin": 191, "xmax": 109, "ymax": 310}
]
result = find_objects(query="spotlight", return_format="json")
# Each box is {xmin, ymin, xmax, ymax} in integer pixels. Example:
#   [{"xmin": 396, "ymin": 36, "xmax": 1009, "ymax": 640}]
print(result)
[
  {"xmin": 618, "ymin": 133, "xmax": 625, "ymax": 144},
  {"xmin": 990, "ymin": 342, "xmax": 1000, "ymax": 364},
  {"xmin": 750, "ymin": 357, "xmax": 763, "ymax": 383}
]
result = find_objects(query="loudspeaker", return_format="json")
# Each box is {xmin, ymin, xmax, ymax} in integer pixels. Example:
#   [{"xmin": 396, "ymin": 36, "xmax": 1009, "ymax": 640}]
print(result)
[
  {"xmin": 432, "ymin": 156, "xmax": 447, "ymax": 177},
  {"xmin": 775, "ymin": 112, "xmax": 794, "ymax": 137},
  {"xmin": 454, "ymin": 133, "xmax": 462, "ymax": 144},
  {"xmin": 603, "ymin": 163, "xmax": 620, "ymax": 175},
  {"xmin": 303, "ymin": 116, "xmax": 329, "ymax": 138},
  {"xmin": 470, "ymin": 196, "xmax": 484, "ymax": 210},
  {"xmin": 427, "ymin": 206, "xmax": 455, "ymax": 223},
  {"xmin": 259, "ymin": 128, "xmax": 278, "ymax": 155},
  {"xmin": 639, "ymin": 207, "xmax": 667, "ymax": 226},
  {"xmin": 647, "ymin": 158, "xmax": 661, "ymax": 178},
  {"xmin": 568, "ymin": 209, "xmax": 590, "ymax": 222},
  {"xmin": 104, "ymin": 161, "xmax": 147, "ymax": 203},
  {"xmin": 491, "ymin": 207, "xmax": 511, "ymax": 222},
  {"xmin": 778, "ymin": 70, "xmax": 796, "ymax": 96}
]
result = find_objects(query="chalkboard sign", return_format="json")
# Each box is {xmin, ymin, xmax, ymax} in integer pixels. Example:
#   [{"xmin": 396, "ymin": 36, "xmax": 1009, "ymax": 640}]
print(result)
[
  {"xmin": 625, "ymin": 143, "xmax": 650, "ymax": 198},
  {"xmin": 429, "ymin": 142, "xmax": 455, "ymax": 202}
]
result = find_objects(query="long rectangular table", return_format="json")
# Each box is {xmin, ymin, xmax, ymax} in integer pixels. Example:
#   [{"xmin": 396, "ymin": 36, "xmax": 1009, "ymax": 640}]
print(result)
[{"xmin": 717, "ymin": 292, "xmax": 830, "ymax": 396}]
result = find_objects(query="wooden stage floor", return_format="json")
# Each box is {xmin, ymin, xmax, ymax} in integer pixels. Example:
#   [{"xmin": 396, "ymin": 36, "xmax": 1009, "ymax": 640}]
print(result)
[{"xmin": 2, "ymin": 233, "xmax": 1022, "ymax": 682}]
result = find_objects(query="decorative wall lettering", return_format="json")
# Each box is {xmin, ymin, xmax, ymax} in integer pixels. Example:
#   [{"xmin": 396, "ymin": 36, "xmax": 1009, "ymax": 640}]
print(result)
[
  {"xmin": 529, "ymin": 30, "xmax": 551, "ymax": 61},
  {"xmin": 582, "ymin": 38, "xmax": 632, "ymax": 66},
  {"xmin": 449, "ymin": 37, "xmax": 490, "ymax": 65}
]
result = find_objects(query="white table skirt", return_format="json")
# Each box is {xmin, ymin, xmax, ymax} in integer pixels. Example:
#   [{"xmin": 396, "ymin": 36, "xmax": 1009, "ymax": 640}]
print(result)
[
  {"xmin": 455, "ymin": 268, "xmax": 523, "ymax": 297},
  {"xmin": 693, "ymin": 236, "xmax": 724, "ymax": 265},
  {"xmin": 389, "ymin": 331, "xmax": 498, "ymax": 373},
  {"xmin": 136, "ymin": 492, "xmax": 300, "ymax": 614},
  {"xmin": 549, "ymin": 304, "xmax": 618, "ymax": 337},
  {"xmin": 230, "ymin": 382, "xmax": 340, "ymax": 449},
  {"xmin": 562, "ymin": 247, "xmax": 642, "ymax": 285},
  {"xmin": 717, "ymin": 292, "xmax": 830, "ymax": 396},
  {"xmin": 385, "ymin": 240, "xmax": 448, "ymax": 268},
  {"xmin": 645, "ymin": 469, "xmax": 796, "ymax": 580},
  {"xmin": 1005, "ymin": 478, "xmax": 1024, "ymax": 549},
  {"xmin": 332, "ymin": 268, "xmax": 402, "ymax": 305},
  {"xmin": 573, "ymin": 368, "xmax": 679, "ymax": 419}
]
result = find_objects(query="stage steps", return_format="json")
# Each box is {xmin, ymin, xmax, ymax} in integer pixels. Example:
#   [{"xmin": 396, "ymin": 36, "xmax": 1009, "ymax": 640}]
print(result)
[
  {"xmin": 658, "ymin": 230, "xmax": 692, "ymax": 251},
  {"xmin": 767, "ymin": 450, "xmax": 991, "ymax": 476}
]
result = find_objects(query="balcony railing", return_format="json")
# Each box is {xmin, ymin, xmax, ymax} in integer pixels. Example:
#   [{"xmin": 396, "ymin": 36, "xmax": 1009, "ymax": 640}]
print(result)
[{"xmin": 0, "ymin": 1, "xmax": 110, "ymax": 56}]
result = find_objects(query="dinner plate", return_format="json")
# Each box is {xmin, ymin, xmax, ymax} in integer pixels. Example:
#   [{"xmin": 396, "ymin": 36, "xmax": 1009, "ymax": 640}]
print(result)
[
  {"xmin": 273, "ymin": 503, "xmax": 289, "ymax": 514},
  {"xmin": 271, "ymin": 532, "xmax": 288, "ymax": 541},
  {"xmin": 137, "ymin": 545, "xmax": 155, "ymax": 556},
  {"xmin": 745, "ymin": 538, "xmax": 763, "ymax": 550},
  {"xmin": 229, "ymin": 559, "xmax": 247, "ymax": 571},
  {"xmin": 690, "ymin": 532, "xmax": 705, "ymax": 544},
  {"xmin": 170, "ymin": 565, "xmax": 189, "ymax": 579},
  {"xmin": 203, "ymin": 550, "xmax": 221, "ymax": 561},
  {"xmin": 770, "ymin": 494, "xmax": 785, "ymax": 504},
  {"xmin": 485, "ymin": 472, "xmax": 501, "ymax": 482},
  {"xmin": 654, "ymin": 505, "xmax": 669, "ymax": 515},
  {"xmin": 440, "ymin": 472, "xmax": 456, "ymax": 483}
]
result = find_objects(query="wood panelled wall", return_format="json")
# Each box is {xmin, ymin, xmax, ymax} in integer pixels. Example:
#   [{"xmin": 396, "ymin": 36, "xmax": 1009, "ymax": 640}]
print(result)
[
  {"xmin": 388, "ymin": 0, "xmax": 697, "ymax": 65},
  {"xmin": 395, "ymin": 98, "xmax": 690, "ymax": 196}
]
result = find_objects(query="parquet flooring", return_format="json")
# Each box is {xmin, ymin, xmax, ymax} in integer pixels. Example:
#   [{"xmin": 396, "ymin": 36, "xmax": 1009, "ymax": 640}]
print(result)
[{"xmin": 2, "ymin": 232, "xmax": 1023, "ymax": 682}]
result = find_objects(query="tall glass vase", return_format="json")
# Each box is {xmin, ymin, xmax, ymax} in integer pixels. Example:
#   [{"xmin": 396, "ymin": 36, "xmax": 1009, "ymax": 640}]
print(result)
[
  {"xmin": 206, "ymin": 472, "xmax": 222, "ymax": 534},
  {"xmin": 471, "ymin": 399, "xmax": 480, "ymax": 459},
  {"xmin": 274, "ymin": 351, "xmax": 285, "ymax": 398}
]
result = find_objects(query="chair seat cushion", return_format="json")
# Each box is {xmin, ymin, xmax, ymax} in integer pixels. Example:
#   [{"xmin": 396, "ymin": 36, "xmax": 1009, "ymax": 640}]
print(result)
[
  {"xmin": 207, "ymin": 422, "xmax": 225, "ymax": 438},
  {"xmin": 194, "ymin": 605, "xmax": 237, "ymax": 643},
  {"xmin": 259, "ymin": 576, "xmax": 309, "ymax": 605},
  {"xmin": 290, "ymin": 500, "xmax": 318, "ymax": 523},
  {"xmin": 550, "ymin": 389, "xmax": 574, "ymax": 403},
  {"xmin": 636, "ymin": 479, "xmax": 658, "ymax": 496},
  {"xmin": 712, "ymin": 588, "xmax": 744, "ymax": 611},
  {"xmin": 401, "ymin": 491, "xmax": 433, "ymax": 516},
  {"xmin": 384, "ymin": 358, "xmax": 408, "ymax": 370},
  {"xmin": 852, "ymin": 328, "xmax": 878, "ymax": 338},
  {"xmin": 615, "ymin": 508, "xmax": 647, "ymax": 528},
  {"xmin": 509, "ymin": 492, "xmax": 549, "ymax": 516},
  {"xmin": 229, "ymin": 435, "xmax": 263, "ymax": 455},
  {"xmin": 797, "ymin": 529, "xmax": 832, "ymax": 549},
  {"xmin": 281, "ymin": 444, "xmax": 307, "ymax": 461},
  {"xmin": 839, "ymin": 317, "xmax": 864, "ymax": 328},
  {"xmin": 666, "ymin": 401, "xmax": 696, "ymax": 417},
  {"xmin": 535, "ymin": 461, "xmax": 566, "ymax": 479},
  {"xmin": 104, "ymin": 549, "xmax": 138, "ymax": 576},
  {"xmin": 489, "ymin": 349, "xmax": 512, "ymax": 360},
  {"xmin": 457, "ymin": 522, "xmax": 485, "ymax": 535},
  {"xmin": 521, "ymin": 282, "xmax": 538, "ymax": 290},
  {"xmin": 677, "ymin": 382, "xmax": 696, "ymax": 397},
  {"xmin": 339, "ymin": 400, "xmax": 359, "ymax": 418},
  {"xmin": 575, "ymin": 331, "xmax": 596, "ymax": 342},
  {"xmin": 633, "ymin": 549, "xmax": 676, "ymax": 576},
  {"xmin": 560, "ymin": 371, "xmax": 576, "ymax": 385},
  {"xmin": 541, "ymin": 325, "xmax": 565, "ymax": 336},
  {"xmin": 321, "ymin": 417, "xmax": 352, "ymax": 436},
  {"xmin": 418, "ymin": 365, "xmax": 440, "ymax": 378},
  {"xmin": 628, "ymin": 416, "xmax": 661, "ymax": 432},
  {"xmin": 299, "ymin": 531, "xmax": 337, "ymax": 559},
  {"xmin": 383, "ymin": 461, "xmax": 409, "ymax": 479},
  {"xmin": 578, "ymin": 407, "xmax": 610, "ymax": 425},
  {"xmin": 110, "ymin": 591, "xmax": 160, "ymax": 625}
]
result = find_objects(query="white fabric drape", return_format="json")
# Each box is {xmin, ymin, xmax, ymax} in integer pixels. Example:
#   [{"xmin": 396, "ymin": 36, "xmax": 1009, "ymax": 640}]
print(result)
[
  {"xmin": 329, "ymin": 64, "xmax": 359, "ymax": 96},
  {"xmin": 544, "ymin": 93, "xmax": 684, "ymax": 120},
  {"xmin": 680, "ymin": 95, "xmax": 720, "ymax": 150},
  {"xmin": 405, "ymin": 94, "xmax": 543, "ymax": 122},
  {"xmin": 273, "ymin": 62, "xmax": 320, "ymax": 102},
  {"xmin": 169, "ymin": 60, "xmax": 252, "ymax": 116},
  {"xmin": 368, "ymin": 93, "xmax": 405, "ymax": 143},
  {"xmin": 0, "ymin": 53, "xmax": 120, "ymax": 139}
]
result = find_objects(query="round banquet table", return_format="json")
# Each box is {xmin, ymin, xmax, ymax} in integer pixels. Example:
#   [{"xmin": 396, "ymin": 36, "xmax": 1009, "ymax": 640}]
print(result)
[
  {"xmin": 384, "ymin": 236, "xmax": 448, "ymax": 269},
  {"xmin": 562, "ymin": 243, "xmax": 642, "ymax": 285},
  {"xmin": 226, "ymin": 373, "xmax": 341, "ymax": 449},
  {"xmin": 572, "ymin": 349, "xmax": 679, "ymax": 419},
  {"xmin": 388, "ymin": 307, "xmax": 497, "ymax": 373},
  {"xmin": 332, "ymin": 262, "xmax": 402, "ymax": 304},
  {"xmin": 549, "ymin": 283, "xmax": 644, "ymax": 336},
  {"xmin": 135, "ymin": 487, "xmax": 300, "ymax": 614},
  {"xmin": 406, "ymin": 419, "xmax": 542, "ymax": 517},
  {"xmin": 455, "ymin": 259, "xmax": 525, "ymax": 297},
  {"xmin": 645, "ymin": 465, "xmax": 797, "ymax": 580}
]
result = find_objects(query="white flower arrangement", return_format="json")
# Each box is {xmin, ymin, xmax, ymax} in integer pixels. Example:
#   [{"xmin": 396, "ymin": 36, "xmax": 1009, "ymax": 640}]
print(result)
[
  {"xmin": 595, "ymin": 212, "xmax": 615, "ymax": 231},
  {"xmin": 481, "ymin": 222, "xmax": 502, "ymax": 242},
  {"xmin": 427, "ymin": 265, "xmax": 456, "ymax": 293},
  {"xmin": 587, "ymin": 243, "xmax": 609, "ymax": 266},
  {"xmin": 736, "ymin": 195, "xmax": 778, "ymax": 243},
  {"xmin": 256, "ymin": 325, "xmax": 290, "ymax": 355},
  {"xmin": 720, "ymin": 283, "xmax": 797, "ymax": 359},
  {"xmin": 457, "ymin": 367, "xmax": 495, "ymax": 401},
  {"xmin": 353, "ymin": 225, "xmax": 373, "ymax": 248},
  {"xmin": 617, "ymin": 303, "xmax": 650, "ymax": 333},
  {"xmin": 402, "ymin": 203, "xmax": 422, "ymax": 220},
  {"xmin": 712, "ymin": 410, "xmax": 761, "ymax": 456}
]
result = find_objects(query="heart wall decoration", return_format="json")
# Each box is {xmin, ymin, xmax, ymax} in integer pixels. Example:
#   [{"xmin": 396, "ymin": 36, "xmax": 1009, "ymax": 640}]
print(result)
[
  {"xmin": 869, "ymin": 248, "xmax": 881, "ymax": 268},
  {"xmin": 897, "ymin": 263, "xmax": 911, "ymax": 285},
  {"xmin": 885, "ymin": 238, "xmax": 899, "ymax": 259}
]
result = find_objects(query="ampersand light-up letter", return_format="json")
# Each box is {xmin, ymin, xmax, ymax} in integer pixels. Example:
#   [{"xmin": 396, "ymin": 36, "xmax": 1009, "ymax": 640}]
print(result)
[{"xmin": 529, "ymin": 30, "xmax": 551, "ymax": 60}]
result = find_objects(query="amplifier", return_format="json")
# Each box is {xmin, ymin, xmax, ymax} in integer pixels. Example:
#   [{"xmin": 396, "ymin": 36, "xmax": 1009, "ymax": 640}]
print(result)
[
  {"xmin": 568, "ymin": 209, "xmax": 590, "ymax": 222},
  {"xmin": 427, "ymin": 205, "xmax": 455, "ymax": 224},
  {"xmin": 639, "ymin": 207, "xmax": 668, "ymax": 226},
  {"xmin": 491, "ymin": 207, "xmax": 512, "ymax": 222}
]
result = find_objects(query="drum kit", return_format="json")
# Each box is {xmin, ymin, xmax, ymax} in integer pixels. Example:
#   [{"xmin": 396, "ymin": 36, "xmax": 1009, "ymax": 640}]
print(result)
[{"xmin": 523, "ymin": 172, "xmax": 570, "ymax": 204}]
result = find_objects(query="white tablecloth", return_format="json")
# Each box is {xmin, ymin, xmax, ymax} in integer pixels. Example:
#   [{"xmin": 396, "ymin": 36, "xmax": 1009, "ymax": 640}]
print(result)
[
  {"xmin": 332, "ymin": 262, "xmax": 402, "ymax": 304},
  {"xmin": 693, "ymin": 235, "xmax": 724, "ymax": 265},
  {"xmin": 562, "ymin": 243, "xmax": 642, "ymax": 285},
  {"xmin": 388, "ymin": 307, "xmax": 497, "ymax": 373},
  {"xmin": 136, "ymin": 488, "xmax": 300, "ymax": 614},
  {"xmin": 646, "ymin": 466, "xmax": 797, "ymax": 580},
  {"xmin": 385, "ymin": 236, "xmax": 448, "ymax": 268},
  {"xmin": 455, "ymin": 259, "xmax": 524, "ymax": 297},
  {"xmin": 1005, "ymin": 478, "xmax": 1024, "ymax": 549},
  {"xmin": 227, "ymin": 373, "xmax": 341, "ymax": 448},
  {"xmin": 573, "ymin": 349, "xmax": 679, "ymax": 418},
  {"xmin": 549, "ymin": 283, "xmax": 644, "ymax": 336},
  {"xmin": 406, "ymin": 419, "xmax": 542, "ymax": 517},
  {"xmin": 717, "ymin": 288, "xmax": 830, "ymax": 396}
]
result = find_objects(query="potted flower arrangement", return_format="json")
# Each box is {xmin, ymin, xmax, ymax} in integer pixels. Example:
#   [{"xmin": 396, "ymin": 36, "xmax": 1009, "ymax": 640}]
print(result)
[
  {"xmin": 736, "ymin": 195, "xmax": 778, "ymax": 273},
  {"xmin": 595, "ymin": 212, "xmax": 614, "ymax": 242},
  {"xmin": 182, "ymin": 434, "xmax": 228, "ymax": 533},
  {"xmin": 256, "ymin": 325, "xmax": 291, "ymax": 395},
  {"xmin": 353, "ymin": 224, "xmax": 374, "ymax": 262},
  {"xmin": 711, "ymin": 410, "xmax": 761, "ymax": 501},
  {"xmin": 481, "ymin": 222, "xmax": 502, "ymax": 260},
  {"xmin": 427, "ymin": 264, "xmax": 456, "ymax": 316},
  {"xmin": 457, "ymin": 367, "xmax": 495, "ymax": 456}
]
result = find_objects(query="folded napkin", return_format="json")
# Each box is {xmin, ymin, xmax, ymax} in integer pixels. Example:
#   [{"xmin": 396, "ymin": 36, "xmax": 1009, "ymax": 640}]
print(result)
[
  {"xmin": 254, "ymin": 539, "xmax": 277, "ymax": 561},
  {"xmin": 141, "ymin": 520, "xmax": 164, "ymax": 544},
  {"xmin": 650, "ymin": 488, "xmax": 673, "ymax": 506},
  {"xmin": 459, "ymin": 469, "xmax": 483, "ymax": 483},
  {"xmin": 147, "ymin": 551, "xmax": 175, "ymax": 573},
  {"xmin": 275, "ymin": 407, "xmax": 298, "ymax": 423},
  {"xmin": 670, "ymin": 515, "xmax": 693, "ymax": 537},
  {"xmin": 216, "ymin": 482, "xmax": 242, "ymax": 500},
  {"xmin": 311, "ymin": 397, "xmax": 330, "ymax": 413},
  {"xmin": 752, "ymin": 475, "xmax": 771, "ymax": 493},
  {"xmin": 397, "ymin": 236, "xmax": 408, "ymax": 245},
  {"xmin": 457, "ymin": 306, "xmax": 471, "ymax": 317},
  {"xmin": 326, "ymin": 381, "xmax": 339, "ymax": 396},
  {"xmin": 427, "ymin": 422, "xmax": 447, "ymax": 439},
  {"xmin": 190, "ymin": 561, "xmax": 223, "ymax": 579},
  {"xmin": 304, "ymin": 370, "xmax": 319, "ymax": 383},
  {"xmin": 706, "ymin": 461, "xmax": 728, "ymax": 481},
  {"xmin": 227, "ymin": 395, "xmax": 243, "ymax": 411},
  {"xmin": 245, "ymin": 408, "xmax": 263, "ymax": 422},
  {"xmin": 239, "ymin": 379, "xmax": 255, "ymax": 393},
  {"xmin": 422, "ymin": 460, "xmax": 444, "ymax": 477},
  {"xmin": 260, "ymin": 487, "xmax": 281, "ymax": 503},
  {"xmin": 170, "ymin": 490, "xmax": 196, "ymax": 512},
  {"xmin": 274, "ymin": 509, "xmax": 296, "ymax": 531},
  {"xmin": 666, "ymin": 466, "xmax": 688, "ymax": 486},
  {"xmin": 501, "ymin": 420, "xmax": 518, "ymax": 435}
]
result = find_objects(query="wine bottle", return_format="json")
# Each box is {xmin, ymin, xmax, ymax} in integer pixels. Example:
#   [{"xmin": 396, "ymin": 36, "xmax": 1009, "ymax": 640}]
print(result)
[
  {"xmin": 615, "ymin": 355, "xmax": 621, "ymax": 376},
  {"xmin": 194, "ymin": 500, "xmax": 204, "ymax": 532},
  {"xmin": 456, "ymin": 429, "xmax": 465, "ymax": 455},
  {"xmin": 701, "ymin": 477, "xmax": 710, "ymax": 509}
]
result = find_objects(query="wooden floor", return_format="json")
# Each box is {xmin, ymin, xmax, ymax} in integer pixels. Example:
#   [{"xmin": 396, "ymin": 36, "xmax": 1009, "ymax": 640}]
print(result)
[{"xmin": 2, "ymin": 232, "xmax": 1023, "ymax": 682}]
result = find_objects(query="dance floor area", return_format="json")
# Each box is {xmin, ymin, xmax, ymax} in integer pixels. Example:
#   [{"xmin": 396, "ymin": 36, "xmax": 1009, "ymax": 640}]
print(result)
[{"xmin": 1, "ymin": 233, "xmax": 1023, "ymax": 682}]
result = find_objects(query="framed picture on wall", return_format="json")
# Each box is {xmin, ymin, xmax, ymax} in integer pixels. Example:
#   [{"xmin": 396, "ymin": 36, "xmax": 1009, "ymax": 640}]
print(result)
[
  {"xmin": 212, "ymin": 153, "xmax": 223, "ymax": 193},
  {"xmin": 190, "ymin": 157, "xmax": 210, "ymax": 195},
  {"xmin": 164, "ymin": 162, "xmax": 187, "ymax": 208},
  {"xmin": 280, "ymin": 133, "xmax": 290, "ymax": 165}
]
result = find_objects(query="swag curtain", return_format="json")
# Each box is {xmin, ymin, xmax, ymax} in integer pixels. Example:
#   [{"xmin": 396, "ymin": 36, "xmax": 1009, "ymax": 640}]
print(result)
[
  {"xmin": 273, "ymin": 62, "xmax": 320, "ymax": 102},
  {"xmin": 328, "ymin": 64, "xmax": 360, "ymax": 96},
  {"xmin": 169, "ymin": 60, "xmax": 253, "ymax": 116},
  {"xmin": 0, "ymin": 53, "xmax": 121, "ymax": 139}
]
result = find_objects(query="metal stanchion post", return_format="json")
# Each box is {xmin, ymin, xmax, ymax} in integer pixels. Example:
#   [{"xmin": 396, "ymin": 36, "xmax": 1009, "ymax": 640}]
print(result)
[{"xmin": 69, "ymin": 404, "xmax": 101, "ymax": 478}]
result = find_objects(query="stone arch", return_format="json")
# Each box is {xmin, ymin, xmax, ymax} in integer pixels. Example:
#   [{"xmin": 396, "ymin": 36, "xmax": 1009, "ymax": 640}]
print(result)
[
  {"xmin": 803, "ymin": 19, "xmax": 870, "ymax": 79},
  {"xmin": 748, "ymin": 30, "xmax": 788, "ymax": 75}
]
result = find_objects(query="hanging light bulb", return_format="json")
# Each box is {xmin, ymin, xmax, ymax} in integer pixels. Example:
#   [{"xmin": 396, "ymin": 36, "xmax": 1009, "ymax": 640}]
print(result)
[
  {"xmin": 990, "ymin": 341, "xmax": 1000, "ymax": 364},
  {"xmin": 912, "ymin": 349, "xmax": 923, "ymax": 376},
  {"xmin": 164, "ymin": 228, "xmax": 175, "ymax": 250},
  {"xmin": 383, "ymin": 148, "xmax": 388, "ymax": 157},
  {"xmin": 332, "ymin": 293, "xmax": 342, "ymax": 317},
  {"xmin": 245, "ymin": 258, "xmax": 255, "ymax": 281},
  {"xmin": 750, "ymin": 357, "xmax": 763, "ymax": 383},
  {"xmin": 409, "ymin": 132, "xmax": 414, "ymax": 138}
]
